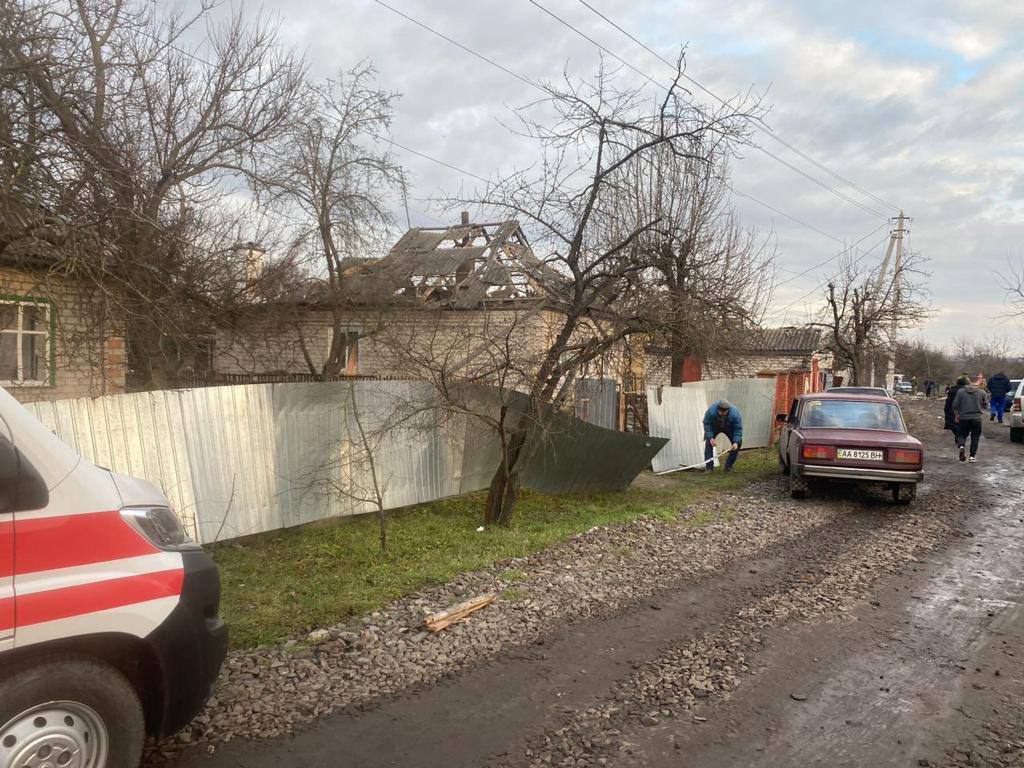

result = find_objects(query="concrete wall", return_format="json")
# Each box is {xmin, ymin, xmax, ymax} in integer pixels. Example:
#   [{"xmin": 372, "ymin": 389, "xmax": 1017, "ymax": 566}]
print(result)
[{"xmin": 0, "ymin": 267, "xmax": 125, "ymax": 404}]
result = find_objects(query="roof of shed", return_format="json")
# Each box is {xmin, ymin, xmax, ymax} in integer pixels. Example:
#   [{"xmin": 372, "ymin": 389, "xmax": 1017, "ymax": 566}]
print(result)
[{"xmin": 741, "ymin": 326, "xmax": 823, "ymax": 354}]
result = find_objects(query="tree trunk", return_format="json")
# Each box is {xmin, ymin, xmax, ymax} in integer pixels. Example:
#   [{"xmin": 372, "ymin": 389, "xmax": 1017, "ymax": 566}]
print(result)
[
  {"xmin": 376, "ymin": 507, "xmax": 388, "ymax": 552},
  {"xmin": 484, "ymin": 424, "xmax": 529, "ymax": 527}
]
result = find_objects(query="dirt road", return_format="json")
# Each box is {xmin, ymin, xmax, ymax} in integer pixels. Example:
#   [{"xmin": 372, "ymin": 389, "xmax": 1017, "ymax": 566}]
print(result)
[{"xmin": 168, "ymin": 399, "xmax": 1023, "ymax": 768}]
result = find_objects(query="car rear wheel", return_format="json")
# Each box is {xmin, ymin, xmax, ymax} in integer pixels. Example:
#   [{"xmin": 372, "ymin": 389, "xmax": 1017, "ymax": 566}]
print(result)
[
  {"xmin": 788, "ymin": 473, "xmax": 808, "ymax": 499},
  {"xmin": 0, "ymin": 659, "xmax": 144, "ymax": 768},
  {"xmin": 892, "ymin": 483, "xmax": 916, "ymax": 505},
  {"xmin": 1011, "ymin": 427, "xmax": 1023, "ymax": 444}
]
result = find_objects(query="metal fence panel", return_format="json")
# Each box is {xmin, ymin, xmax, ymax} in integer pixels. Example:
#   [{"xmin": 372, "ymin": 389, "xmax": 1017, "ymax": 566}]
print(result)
[
  {"xmin": 646, "ymin": 378, "xmax": 777, "ymax": 473},
  {"xmin": 25, "ymin": 381, "xmax": 665, "ymax": 543},
  {"xmin": 574, "ymin": 378, "xmax": 618, "ymax": 430}
]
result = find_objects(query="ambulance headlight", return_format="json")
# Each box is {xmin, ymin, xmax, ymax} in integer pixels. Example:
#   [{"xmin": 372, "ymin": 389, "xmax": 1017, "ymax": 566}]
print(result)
[{"xmin": 120, "ymin": 506, "xmax": 200, "ymax": 551}]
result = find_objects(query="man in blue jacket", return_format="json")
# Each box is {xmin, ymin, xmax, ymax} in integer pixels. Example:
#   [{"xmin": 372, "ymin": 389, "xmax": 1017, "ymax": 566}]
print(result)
[
  {"xmin": 986, "ymin": 372, "xmax": 1012, "ymax": 423},
  {"xmin": 703, "ymin": 399, "xmax": 743, "ymax": 471}
]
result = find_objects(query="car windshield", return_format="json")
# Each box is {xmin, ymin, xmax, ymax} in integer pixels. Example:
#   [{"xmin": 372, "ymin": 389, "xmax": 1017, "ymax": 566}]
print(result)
[{"xmin": 800, "ymin": 399, "xmax": 905, "ymax": 431}]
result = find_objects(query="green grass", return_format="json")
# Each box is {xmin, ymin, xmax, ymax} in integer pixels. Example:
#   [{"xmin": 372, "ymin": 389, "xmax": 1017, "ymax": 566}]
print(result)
[{"xmin": 213, "ymin": 450, "xmax": 775, "ymax": 648}]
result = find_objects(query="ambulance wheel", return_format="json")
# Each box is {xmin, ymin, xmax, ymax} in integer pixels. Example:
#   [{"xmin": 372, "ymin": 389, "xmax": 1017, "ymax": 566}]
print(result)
[{"xmin": 0, "ymin": 658, "xmax": 144, "ymax": 768}]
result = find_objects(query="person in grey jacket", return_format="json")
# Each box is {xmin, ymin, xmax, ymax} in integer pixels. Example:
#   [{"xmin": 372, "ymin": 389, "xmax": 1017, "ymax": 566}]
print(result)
[{"xmin": 953, "ymin": 376, "xmax": 990, "ymax": 462}]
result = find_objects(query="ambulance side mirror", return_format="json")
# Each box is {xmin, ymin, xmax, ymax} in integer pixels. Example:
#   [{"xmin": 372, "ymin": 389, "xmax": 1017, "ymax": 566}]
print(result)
[{"xmin": 0, "ymin": 435, "xmax": 49, "ymax": 513}]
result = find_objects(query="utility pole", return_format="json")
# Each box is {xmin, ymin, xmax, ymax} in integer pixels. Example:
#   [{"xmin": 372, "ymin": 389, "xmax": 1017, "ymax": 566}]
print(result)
[
  {"xmin": 884, "ymin": 210, "xmax": 907, "ymax": 391},
  {"xmin": 868, "ymin": 230, "xmax": 897, "ymax": 387}
]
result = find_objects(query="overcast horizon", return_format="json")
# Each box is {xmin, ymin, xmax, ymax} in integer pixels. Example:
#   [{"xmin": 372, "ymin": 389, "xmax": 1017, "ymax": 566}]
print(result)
[{"xmin": 201, "ymin": 0, "xmax": 1024, "ymax": 354}]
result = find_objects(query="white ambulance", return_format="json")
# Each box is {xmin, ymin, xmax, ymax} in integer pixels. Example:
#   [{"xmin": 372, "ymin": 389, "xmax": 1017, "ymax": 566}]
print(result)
[{"xmin": 0, "ymin": 386, "xmax": 227, "ymax": 768}]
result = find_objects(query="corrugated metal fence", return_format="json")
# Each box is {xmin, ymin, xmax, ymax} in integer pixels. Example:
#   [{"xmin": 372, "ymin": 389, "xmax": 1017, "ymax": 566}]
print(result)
[
  {"xmin": 574, "ymin": 378, "xmax": 618, "ymax": 430},
  {"xmin": 646, "ymin": 378, "xmax": 777, "ymax": 473},
  {"xmin": 25, "ymin": 382, "xmax": 666, "ymax": 543}
]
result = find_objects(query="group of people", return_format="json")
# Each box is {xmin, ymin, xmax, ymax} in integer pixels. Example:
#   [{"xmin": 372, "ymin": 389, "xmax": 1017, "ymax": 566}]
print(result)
[{"xmin": 942, "ymin": 372, "xmax": 1014, "ymax": 463}]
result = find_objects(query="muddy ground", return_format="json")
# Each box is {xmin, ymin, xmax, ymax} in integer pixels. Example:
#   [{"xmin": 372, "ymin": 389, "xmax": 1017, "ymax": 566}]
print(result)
[{"xmin": 166, "ymin": 398, "xmax": 1023, "ymax": 768}]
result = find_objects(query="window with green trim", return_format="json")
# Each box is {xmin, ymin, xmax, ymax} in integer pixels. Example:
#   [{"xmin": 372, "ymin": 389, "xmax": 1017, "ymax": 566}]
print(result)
[{"xmin": 0, "ymin": 299, "xmax": 53, "ymax": 386}]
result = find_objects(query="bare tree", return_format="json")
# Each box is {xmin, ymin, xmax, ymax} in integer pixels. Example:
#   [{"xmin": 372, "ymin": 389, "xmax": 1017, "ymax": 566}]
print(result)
[
  {"xmin": 998, "ymin": 258, "xmax": 1024, "ymax": 319},
  {"xmin": 621, "ymin": 143, "xmax": 775, "ymax": 384},
  {"xmin": 250, "ymin": 63, "xmax": 406, "ymax": 379},
  {"xmin": 951, "ymin": 335, "xmax": 1021, "ymax": 379},
  {"xmin": 0, "ymin": 0, "xmax": 306, "ymax": 387},
  {"xmin": 819, "ymin": 250, "xmax": 929, "ymax": 385},
  {"xmin": 446, "ymin": 61, "xmax": 758, "ymax": 526}
]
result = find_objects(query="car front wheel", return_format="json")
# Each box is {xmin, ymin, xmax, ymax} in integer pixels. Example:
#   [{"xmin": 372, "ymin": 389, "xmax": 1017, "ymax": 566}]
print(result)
[{"xmin": 0, "ymin": 659, "xmax": 144, "ymax": 768}]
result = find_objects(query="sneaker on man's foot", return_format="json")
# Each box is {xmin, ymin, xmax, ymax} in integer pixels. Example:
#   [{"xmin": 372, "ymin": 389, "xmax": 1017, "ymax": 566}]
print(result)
[
  {"xmin": 990, "ymin": 414, "xmax": 995, "ymax": 421},
  {"xmin": 959, "ymin": 446, "xmax": 966, "ymax": 462},
  {"xmin": 969, "ymin": 456, "xmax": 978, "ymax": 463}
]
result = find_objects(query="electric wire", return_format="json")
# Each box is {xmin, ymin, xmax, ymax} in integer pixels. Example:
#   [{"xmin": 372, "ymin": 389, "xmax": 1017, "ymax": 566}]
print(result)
[
  {"xmin": 572, "ymin": 0, "xmax": 900, "ymax": 213},
  {"xmin": 525, "ymin": 0, "xmax": 890, "ymax": 220},
  {"xmin": 372, "ymin": 0, "xmax": 885, "ymax": 264}
]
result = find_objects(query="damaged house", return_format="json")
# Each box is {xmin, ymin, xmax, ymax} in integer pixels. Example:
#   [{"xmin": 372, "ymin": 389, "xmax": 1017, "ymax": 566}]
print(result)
[{"xmin": 209, "ymin": 216, "xmax": 642, "ymax": 391}]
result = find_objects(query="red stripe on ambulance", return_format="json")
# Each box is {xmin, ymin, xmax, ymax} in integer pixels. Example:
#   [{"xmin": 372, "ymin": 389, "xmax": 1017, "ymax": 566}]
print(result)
[
  {"xmin": 0, "ymin": 519, "xmax": 12, "ymax": 579},
  {"xmin": 14, "ymin": 510, "xmax": 158, "ymax": 576},
  {"xmin": 16, "ymin": 569, "xmax": 184, "ymax": 627},
  {"xmin": 0, "ymin": 596, "xmax": 12, "ymax": 633}
]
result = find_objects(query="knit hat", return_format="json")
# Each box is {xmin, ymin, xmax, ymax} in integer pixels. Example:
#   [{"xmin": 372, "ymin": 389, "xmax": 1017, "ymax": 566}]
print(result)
[{"xmin": 717, "ymin": 399, "xmax": 731, "ymax": 410}]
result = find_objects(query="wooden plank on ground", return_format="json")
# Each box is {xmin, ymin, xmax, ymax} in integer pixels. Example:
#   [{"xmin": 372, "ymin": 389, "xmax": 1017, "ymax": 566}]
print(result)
[{"xmin": 424, "ymin": 592, "xmax": 497, "ymax": 632}]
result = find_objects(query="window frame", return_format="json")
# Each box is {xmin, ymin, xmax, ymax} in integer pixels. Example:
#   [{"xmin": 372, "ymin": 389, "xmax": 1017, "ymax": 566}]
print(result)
[{"xmin": 0, "ymin": 296, "xmax": 56, "ymax": 387}]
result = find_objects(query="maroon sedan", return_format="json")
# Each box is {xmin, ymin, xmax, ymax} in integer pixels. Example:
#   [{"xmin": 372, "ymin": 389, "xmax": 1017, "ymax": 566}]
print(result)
[{"xmin": 776, "ymin": 392, "xmax": 924, "ymax": 503}]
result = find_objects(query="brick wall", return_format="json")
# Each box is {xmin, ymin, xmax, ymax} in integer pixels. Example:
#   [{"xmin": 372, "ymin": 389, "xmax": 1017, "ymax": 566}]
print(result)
[
  {"xmin": 0, "ymin": 267, "xmax": 125, "ymax": 403},
  {"xmin": 213, "ymin": 306, "xmax": 635, "ymax": 388},
  {"xmin": 646, "ymin": 351, "xmax": 819, "ymax": 388}
]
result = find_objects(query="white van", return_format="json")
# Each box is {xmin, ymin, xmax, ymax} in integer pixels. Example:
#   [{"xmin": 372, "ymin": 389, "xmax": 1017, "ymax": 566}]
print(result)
[{"xmin": 0, "ymin": 386, "xmax": 227, "ymax": 768}]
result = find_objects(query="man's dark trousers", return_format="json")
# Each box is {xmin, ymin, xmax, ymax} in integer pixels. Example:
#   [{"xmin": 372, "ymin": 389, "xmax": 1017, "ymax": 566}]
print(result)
[
  {"xmin": 956, "ymin": 418, "xmax": 983, "ymax": 457},
  {"xmin": 705, "ymin": 434, "xmax": 742, "ymax": 470}
]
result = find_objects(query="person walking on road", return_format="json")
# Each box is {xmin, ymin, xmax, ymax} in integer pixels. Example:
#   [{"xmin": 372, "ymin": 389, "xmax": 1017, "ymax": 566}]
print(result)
[
  {"xmin": 944, "ymin": 375, "xmax": 967, "ymax": 447},
  {"xmin": 703, "ymin": 399, "xmax": 743, "ymax": 472},
  {"xmin": 986, "ymin": 371, "xmax": 1012, "ymax": 423},
  {"xmin": 953, "ymin": 375, "xmax": 990, "ymax": 463}
]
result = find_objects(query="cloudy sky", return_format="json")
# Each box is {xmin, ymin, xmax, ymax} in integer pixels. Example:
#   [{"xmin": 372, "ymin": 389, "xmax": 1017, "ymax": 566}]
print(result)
[{"xmin": 208, "ymin": 0, "xmax": 1024, "ymax": 351}]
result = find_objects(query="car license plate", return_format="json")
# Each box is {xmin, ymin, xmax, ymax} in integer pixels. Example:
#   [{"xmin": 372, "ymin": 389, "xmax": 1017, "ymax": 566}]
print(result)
[{"xmin": 837, "ymin": 448, "xmax": 883, "ymax": 461}]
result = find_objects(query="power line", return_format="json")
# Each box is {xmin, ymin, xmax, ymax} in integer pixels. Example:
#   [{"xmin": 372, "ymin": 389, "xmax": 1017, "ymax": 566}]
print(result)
[
  {"xmin": 373, "ymin": 0, "xmax": 538, "ymax": 92},
  {"xmin": 133, "ymin": 23, "xmax": 489, "ymax": 225},
  {"xmin": 525, "ymin": 0, "xmax": 890, "ymax": 220},
  {"xmin": 773, "ymin": 229, "xmax": 894, "ymax": 319},
  {"xmin": 571, "ymin": 0, "xmax": 900, "ymax": 214},
  {"xmin": 139, "ymin": 4, "xmax": 887, "ymax": 277},
  {"xmin": 774, "ymin": 221, "xmax": 889, "ymax": 289},
  {"xmin": 372, "ymin": 1, "xmax": 884, "ymax": 259}
]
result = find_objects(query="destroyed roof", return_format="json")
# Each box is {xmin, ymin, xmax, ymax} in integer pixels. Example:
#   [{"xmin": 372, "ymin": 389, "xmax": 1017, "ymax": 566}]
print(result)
[
  {"xmin": 343, "ymin": 220, "xmax": 560, "ymax": 309},
  {"xmin": 740, "ymin": 326, "xmax": 823, "ymax": 355}
]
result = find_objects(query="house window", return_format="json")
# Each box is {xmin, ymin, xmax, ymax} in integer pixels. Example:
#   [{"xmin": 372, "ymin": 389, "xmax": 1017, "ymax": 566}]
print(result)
[{"xmin": 0, "ymin": 299, "xmax": 52, "ymax": 386}]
